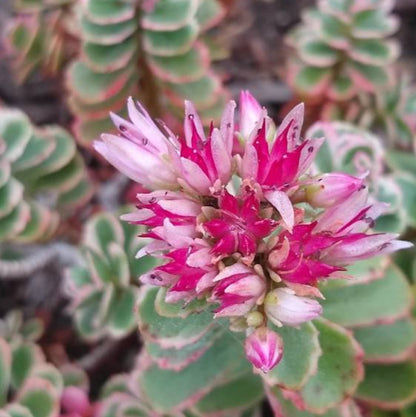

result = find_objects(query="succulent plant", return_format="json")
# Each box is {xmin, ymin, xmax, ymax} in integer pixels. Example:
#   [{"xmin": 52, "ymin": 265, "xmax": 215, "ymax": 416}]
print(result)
[
  {"xmin": 0, "ymin": 108, "xmax": 93, "ymax": 242},
  {"xmin": 66, "ymin": 211, "xmax": 157, "ymax": 341},
  {"xmin": 0, "ymin": 310, "xmax": 44, "ymax": 345},
  {"xmin": 286, "ymin": 0, "xmax": 399, "ymax": 105},
  {"xmin": 92, "ymin": 92, "xmax": 416, "ymax": 414},
  {"xmin": 93, "ymin": 255, "xmax": 416, "ymax": 416},
  {"xmin": 0, "ymin": 318, "xmax": 92, "ymax": 417},
  {"xmin": 308, "ymin": 121, "xmax": 408, "ymax": 234},
  {"xmin": 141, "ymin": 0, "xmax": 228, "ymax": 124},
  {"xmin": 66, "ymin": 0, "xmax": 227, "ymax": 147},
  {"xmin": 0, "ymin": 336, "xmax": 63, "ymax": 417},
  {"xmin": 7, "ymin": 0, "xmax": 77, "ymax": 83},
  {"xmin": 355, "ymin": 73, "xmax": 416, "ymax": 148}
]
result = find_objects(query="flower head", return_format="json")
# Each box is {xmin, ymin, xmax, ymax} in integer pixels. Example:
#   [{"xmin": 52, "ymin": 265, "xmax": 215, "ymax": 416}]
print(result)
[
  {"xmin": 95, "ymin": 93, "xmax": 411, "ymax": 372},
  {"xmin": 203, "ymin": 188, "xmax": 276, "ymax": 260}
]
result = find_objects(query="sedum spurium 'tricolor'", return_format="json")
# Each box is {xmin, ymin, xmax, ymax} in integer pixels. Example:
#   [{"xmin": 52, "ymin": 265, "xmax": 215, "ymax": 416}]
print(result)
[{"xmin": 95, "ymin": 91, "xmax": 411, "ymax": 373}]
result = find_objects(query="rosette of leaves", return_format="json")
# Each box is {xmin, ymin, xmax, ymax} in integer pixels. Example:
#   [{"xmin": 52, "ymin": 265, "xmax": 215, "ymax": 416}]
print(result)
[
  {"xmin": 308, "ymin": 121, "xmax": 407, "ymax": 233},
  {"xmin": 0, "ymin": 310, "xmax": 44, "ymax": 346},
  {"xmin": 7, "ymin": 0, "xmax": 77, "ymax": 83},
  {"xmin": 0, "ymin": 312, "xmax": 92, "ymax": 417},
  {"xmin": 66, "ymin": 0, "xmax": 140, "ymax": 147},
  {"xmin": 0, "ymin": 108, "xmax": 93, "ymax": 242},
  {"xmin": 66, "ymin": 0, "xmax": 227, "ymax": 147},
  {"xmin": 124, "ymin": 253, "xmax": 416, "ymax": 416},
  {"xmin": 141, "ymin": 0, "xmax": 228, "ymax": 125},
  {"xmin": 66, "ymin": 212, "xmax": 157, "ymax": 341},
  {"xmin": 286, "ymin": 0, "xmax": 399, "ymax": 105},
  {"xmin": 356, "ymin": 73, "xmax": 416, "ymax": 148},
  {"xmin": 97, "ymin": 286, "xmax": 264, "ymax": 417},
  {"xmin": 0, "ymin": 308, "xmax": 62, "ymax": 417}
]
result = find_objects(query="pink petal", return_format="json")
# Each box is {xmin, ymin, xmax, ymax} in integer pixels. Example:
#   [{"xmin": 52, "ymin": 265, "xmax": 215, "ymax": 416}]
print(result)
[{"xmin": 264, "ymin": 190, "xmax": 295, "ymax": 232}]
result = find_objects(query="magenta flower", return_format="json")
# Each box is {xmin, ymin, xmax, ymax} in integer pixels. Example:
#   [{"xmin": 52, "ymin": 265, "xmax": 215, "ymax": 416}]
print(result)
[
  {"xmin": 95, "ymin": 93, "xmax": 411, "ymax": 372},
  {"xmin": 95, "ymin": 98, "xmax": 234, "ymax": 194},
  {"xmin": 211, "ymin": 263, "xmax": 266, "ymax": 317},
  {"xmin": 245, "ymin": 327, "xmax": 284, "ymax": 373},
  {"xmin": 203, "ymin": 188, "xmax": 276, "ymax": 260},
  {"xmin": 238, "ymin": 93, "xmax": 324, "ymax": 230}
]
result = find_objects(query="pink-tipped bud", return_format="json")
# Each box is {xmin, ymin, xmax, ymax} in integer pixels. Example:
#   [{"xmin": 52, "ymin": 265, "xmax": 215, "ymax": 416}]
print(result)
[
  {"xmin": 239, "ymin": 90, "xmax": 263, "ymax": 139},
  {"xmin": 305, "ymin": 173, "xmax": 364, "ymax": 208},
  {"xmin": 264, "ymin": 288, "xmax": 322, "ymax": 327},
  {"xmin": 61, "ymin": 387, "xmax": 91, "ymax": 416},
  {"xmin": 245, "ymin": 327, "xmax": 284, "ymax": 373}
]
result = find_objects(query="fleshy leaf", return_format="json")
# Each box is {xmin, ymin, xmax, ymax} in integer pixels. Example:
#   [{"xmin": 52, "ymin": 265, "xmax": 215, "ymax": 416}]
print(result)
[{"xmin": 356, "ymin": 362, "xmax": 416, "ymax": 409}]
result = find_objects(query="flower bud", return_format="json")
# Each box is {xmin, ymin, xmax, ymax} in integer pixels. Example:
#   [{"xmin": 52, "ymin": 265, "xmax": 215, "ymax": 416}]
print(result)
[
  {"xmin": 264, "ymin": 288, "xmax": 322, "ymax": 327},
  {"xmin": 239, "ymin": 91, "xmax": 263, "ymax": 139},
  {"xmin": 61, "ymin": 387, "xmax": 91, "ymax": 416},
  {"xmin": 305, "ymin": 173, "xmax": 364, "ymax": 208},
  {"xmin": 245, "ymin": 327, "xmax": 283, "ymax": 373}
]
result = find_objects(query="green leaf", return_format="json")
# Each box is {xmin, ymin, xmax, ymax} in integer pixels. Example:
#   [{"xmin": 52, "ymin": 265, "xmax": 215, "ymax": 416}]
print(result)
[
  {"xmin": 0, "ymin": 202, "xmax": 29, "ymax": 240},
  {"xmin": 137, "ymin": 287, "xmax": 213, "ymax": 348},
  {"xmin": 311, "ymin": 132, "xmax": 334, "ymax": 173},
  {"xmin": 145, "ymin": 325, "xmax": 223, "ymax": 371},
  {"xmin": 84, "ymin": 0, "xmax": 135, "ymax": 25},
  {"xmin": 265, "ymin": 322, "xmax": 320, "ymax": 390},
  {"xmin": 11, "ymin": 132, "xmax": 55, "ymax": 174},
  {"xmin": 57, "ymin": 177, "xmax": 94, "ymax": 212},
  {"xmin": 319, "ymin": 13, "xmax": 348, "ymax": 48},
  {"xmin": 18, "ymin": 378, "xmax": 58, "ymax": 417},
  {"xmin": 195, "ymin": 0, "xmax": 224, "ymax": 30},
  {"xmin": 32, "ymin": 155, "xmax": 84, "ymax": 193},
  {"xmin": 81, "ymin": 16, "xmax": 137, "ymax": 45},
  {"xmin": 0, "ymin": 110, "xmax": 32, "ymax": 163},
  {"xmin": 139, "ymin": 330, "xmax": 250, "ymax": 413},
  {"xmin": 68, "ymin": 73, "xmax": 137, "ymax": 115},
  {"xmin": 154, "ymin": 287, "xmax": 209, "ymax": 318},
  {"xmin": 352, "ymin": 10, "xmax": 398, "ymax": 38},
  {"xmin": 107, "ymin": 287, "xmax": 138, "ymax": 338},
  {"xmin": 356, "ymin": 362, "xmax": 416, "ymax": 408},
  {"xmin": 4, "ymin": 404, "xmax": 33, "ymax": 417},
  {"xmin": 320, "ymin": 264, "xmax": 413, "ymax": 327},
  {"xmin": 108, "ymin": 243, "xmax": 130, "ymax": 287},
  {"xmin": 298, "ymin": 39, "xmax": 339, "ymax": 67},
  {"xmin": 351, "ymin": 39, "xmax": 398, "ymax": 65},
  {"xmin": 298, "ymin": 319, "xmax": 363, "ymax": 413},
  {"xmin": 0, "ymin": 179, "xmax": 24, "ymax": 218},
  {"xmin": 193, "ymin": 372, "xmax": 263, "ymax": 414},
  {"xmin": 149, "ymin": 46, "xmax": 208, "ymax": 83},
  {"xmin": 294, "ymin": 66, "xmax": 331, "ymax": 95},
  {"xmin": 141, "ymin": 0, "xmax": 197, "ymax": 31},
  {"xmin": 394, "ymin": 173, "xmax": 416, "ymax": 227},
  {"xmin": 14, "ymin": 127, "xmax": 75, "ymax": 183},
  {"xmin": 268, "ymin": 387, "xmax": 360, "ymax": 417},
  {"xmin": 75, "ymin": 290, "xmax": 105, "ymax": 341},
  {"xmin": 164, "ymin": 74, "xmax": 220, "ymax": 108},
  {"xmin": 143, "ymin": 23, "xmax": 198, "ymax": 57},
  {"xmin": 67, "ymin": 61, "xmax": 134, "ymax": 103},
  {"xmin": 84, "ymin": 213, "xmax": 125, "ymax": 256},
  {"xmin": 82, "ymin": 37, "xmax": 137, "ymax": 71},
  {"xmin": 31, "ymin": 363, "xmax": 63, "ymax": 392},
  {"xmin": 348, "ymin": 61, "xmax": 390, "ymax": 89},
  {"xmin": 0, "ymin": 338, "xmax": 11, "ymax": 406},
  {"xmin": 11, "ymin": 343, "xmax": 37, "ymax": 390},
  {"xmin": 328, "ymin": 74, "xmax": 354, "ymax": 101},
  {"xmin": 353, "ymin": 318, "xmax": 416, "ymax": 362}
]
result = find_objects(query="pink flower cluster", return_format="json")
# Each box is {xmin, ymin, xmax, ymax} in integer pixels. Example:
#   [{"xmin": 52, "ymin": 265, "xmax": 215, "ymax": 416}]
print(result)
[{"xmin": 95, "ymin": 92, "xmax": 410, "ymax": 372}]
